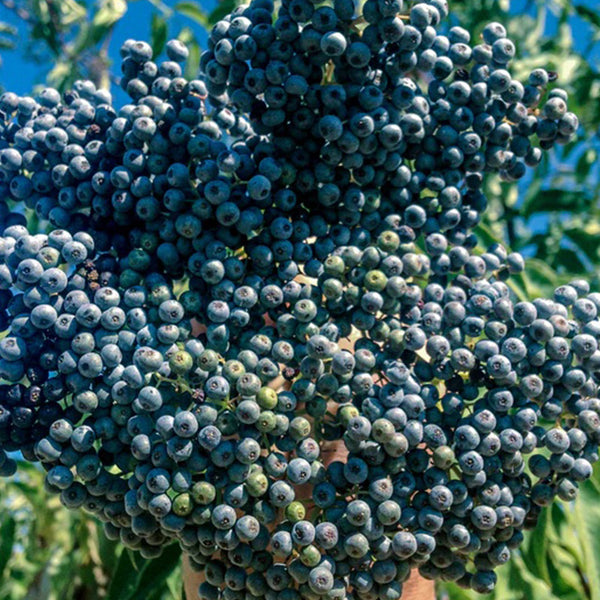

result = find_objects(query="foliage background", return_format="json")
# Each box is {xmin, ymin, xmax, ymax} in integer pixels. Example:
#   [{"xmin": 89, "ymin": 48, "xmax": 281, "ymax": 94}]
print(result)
[{"xmin": 0, "ymin": 0, "xmax": 599, "ymax": 598}]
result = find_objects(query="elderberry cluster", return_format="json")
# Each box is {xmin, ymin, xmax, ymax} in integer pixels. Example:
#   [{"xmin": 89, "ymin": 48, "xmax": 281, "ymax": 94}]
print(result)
[{"xmin": 0, "ymin": 0, "xmax": 593, "ymax": 598}]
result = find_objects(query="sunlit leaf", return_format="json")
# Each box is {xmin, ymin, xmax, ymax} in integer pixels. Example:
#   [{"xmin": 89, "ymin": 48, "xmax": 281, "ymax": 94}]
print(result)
[
  {"xmin": 88, "ymin": 0, "xmax": 128, "ymax": 45},
  {"xmin": 0, "ymin": 22, "xmax": 17, "ymax": 36},
  {"xmin": 184, "ymin": 38, "xmax": 201, "ymax": 80}
]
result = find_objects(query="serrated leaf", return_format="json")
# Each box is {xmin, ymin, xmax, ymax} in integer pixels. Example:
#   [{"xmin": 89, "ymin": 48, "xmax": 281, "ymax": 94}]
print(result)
[{"xmin": 175, "ymin": 1, "xmax": 209, "ymax": 26}]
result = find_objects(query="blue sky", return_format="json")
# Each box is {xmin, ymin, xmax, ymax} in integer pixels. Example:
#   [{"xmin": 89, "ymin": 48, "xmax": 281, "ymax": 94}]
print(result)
[{"xmin": 0, "ymin": 0, "xmax": 216, "ymax": 96}]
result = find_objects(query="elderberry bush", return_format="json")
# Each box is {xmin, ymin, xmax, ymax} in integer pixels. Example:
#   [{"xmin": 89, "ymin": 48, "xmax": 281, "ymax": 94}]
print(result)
[{"xmin": 0, "ymin": 0, "xmax": 593, "ymax": 598}]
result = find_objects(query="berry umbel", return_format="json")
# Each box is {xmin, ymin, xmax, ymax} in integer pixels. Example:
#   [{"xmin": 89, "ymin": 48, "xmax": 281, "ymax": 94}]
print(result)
[{"xmin": 0, "ymin": 0, "xmax": 590, "ymax": 597}]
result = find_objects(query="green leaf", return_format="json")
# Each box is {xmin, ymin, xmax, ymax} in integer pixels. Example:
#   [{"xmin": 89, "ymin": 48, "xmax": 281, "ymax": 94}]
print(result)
[
  {"xmin": 522, "ymin": 508, "xmax": 551, "ymax": 584},
  {"xmin": 96, "ymin": 526, "xmax": 120, "ymax": 575},
  {"xmin": 553, "ymin": 247, "xmax": 586, "ymax": 274},
  {"xmin": 588, "ymin": 461, "xmax": 600, "ymax": 493},
  {"xmin": 184, "ymin": 38, "xmax": 201, "ymax": 81},
  {"xmin": 564, "ymin": 227, "xmax": 600, "ymax": 264},
  {"xmin": 93, "ymin": 0, "xmax": 128, "ymax": 28},
  {"xmin": 571, "ymin": 477, "xmax": 600, "ymax": 600},
  {"xmin": 89, "ymin": 0, "xmax": 128, "ymax": 45},
  {"xmin": 59, "ymin": 0, "xmax": 88, "ymax": 27},
  {"xmin": 523, "ymin": 258, "xmax": 560, "ymax": 292},
  {"xmin": 208, "ymin": 0, "xmax": 238, "ymax": 26},
  {"xmin": 474, "ymin": 222, "xmax": 503, "ymax": 248},
  {"xmin": 0, "ymin": 517, "xmax": 16, "ymax": 577},
  {"xmin": 546, "ymin": 544, "xmax": 587, "ymax": 599},
  {"xmin": 69, "ymin": 0, "xmax": 127, "ymax": 60},
  {"xmin": 520, "ymin": 188, "xmax": 588, "ymax": 218},
  {"xmin": 0, "ymin": 22, "xmax": 17, "ymax": 35},
  {"xmin": 506, "ymin": 271, "xmax": 530, "ymax": 302},
  {"xmin": 518, "ymin": 175, "xmax": 542, "ymax": 210},
  {"xmin": 436, "ymin": 582, "xmax": 477, "ymax": 600},
  {"xmin": 175, "ymin": 1, "xmax": 209, "ymax": 26},
  {"xmin": 506, "ymin": 553, "xmax": 561, "ymax": 600},
  {"xmin": 129, "ymin": 544, "xmax": 181, "ymax": 600},
  {"xmin": 576, "ymin": 147, "xmax": 597, "ymax": 179},
  {"xmin": 46, "ymin": 60, "xmax": 77, "ymax": 91},
  {"xmin": 151, "ymin": 14, "xmax": 168, "ymax": 58},
  {"xmin": 105, "ymin": 547, "xmax": 139, "ymax": 600},
  {"xmin": 105, "ymin": 544, "xmax": 181, "ymax": 600},
  {"xmin": 574, "ymin": 4, "xmax": 600, "ymax": 28}
]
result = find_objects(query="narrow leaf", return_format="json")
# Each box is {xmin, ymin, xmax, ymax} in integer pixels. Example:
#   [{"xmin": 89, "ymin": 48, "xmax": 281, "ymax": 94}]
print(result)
[
  {"xmin": 571, "ymin": 476, "xmax": 600, "ymax": 600},
  {"xmin": 184, "ymin": 39, "xmax": 201, "ymax": 81},
  {"xmin": 151, "ymin": 14, "xmax": 168, "ymax": 58},
  {"xmin": 175, "ymin": 1, "xmax": 209, "ymax": 26},
  {"xmin": 522, "ymin": 508, "xmax": 551, "ymax": 584},
  {"xmin": 105, "ymin": 548, "xmax": 141, "ymax": 600},
  {"xmin": 574, "ymin": 5, "xmax": 600, "ymax": 28},
  {"xmin": 129, "ymin": 544, "xmax": 181, "ymax": 600}
]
